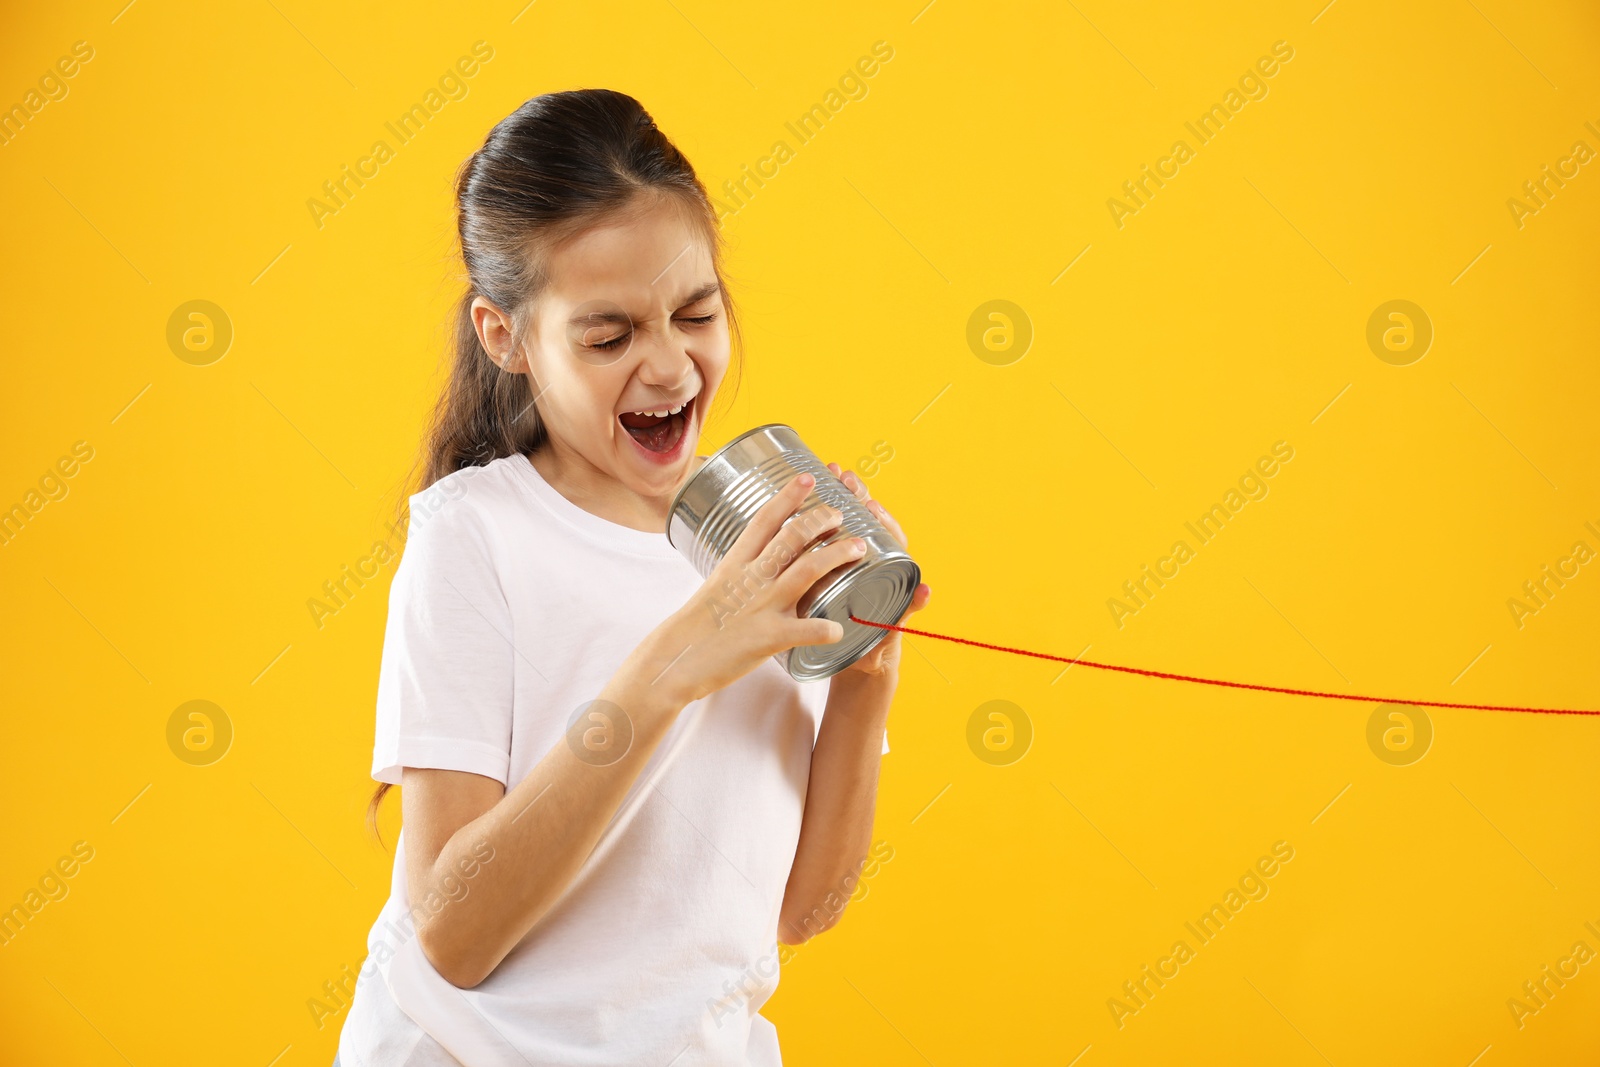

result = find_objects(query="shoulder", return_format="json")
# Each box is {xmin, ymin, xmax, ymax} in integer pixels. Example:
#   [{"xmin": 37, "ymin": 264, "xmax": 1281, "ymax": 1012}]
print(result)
[{"xmin": 404, "ymin": 454, "xmax": 529, "ymax": 548}]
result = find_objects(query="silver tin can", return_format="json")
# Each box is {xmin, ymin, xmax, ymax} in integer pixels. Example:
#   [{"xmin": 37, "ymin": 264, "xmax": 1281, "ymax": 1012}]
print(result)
[{"xmin": 666, "ymin": 424, "xmax": 921, "ymax": 682}]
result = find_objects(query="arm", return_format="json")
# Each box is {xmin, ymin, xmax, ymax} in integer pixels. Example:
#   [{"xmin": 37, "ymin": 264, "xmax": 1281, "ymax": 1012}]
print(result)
[
  {"xmin": 403, "ymin": 634, "xmax": 689, "ymax": 989},
  {"xmin": 777, "ymin": 668, "xmax": 896, "ymax": 944},
  {"xmin": 777, "ymin": 461, "xmax": 931, "ymax": 945},
  {"xmin": 400, "ymin": 472, "xmax": 863, "ymax": 989}
]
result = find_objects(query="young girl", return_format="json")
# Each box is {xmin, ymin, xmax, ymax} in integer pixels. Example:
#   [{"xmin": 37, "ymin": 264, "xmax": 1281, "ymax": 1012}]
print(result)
[{"xmin": 334, "ymin": 89, "xmax": 930, "ymax": 1066}]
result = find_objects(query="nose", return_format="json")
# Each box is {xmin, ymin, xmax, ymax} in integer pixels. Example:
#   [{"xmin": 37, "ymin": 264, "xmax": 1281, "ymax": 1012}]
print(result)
[{"xmin": 634, "ymin": 328, "xmax": 697, "ymax": 395}]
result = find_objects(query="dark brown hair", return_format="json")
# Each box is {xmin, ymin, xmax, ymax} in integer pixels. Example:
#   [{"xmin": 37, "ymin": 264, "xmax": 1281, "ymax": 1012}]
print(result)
[{"xmin": 367, "ymin": 89, "xmax": 742, "ymax": 841}]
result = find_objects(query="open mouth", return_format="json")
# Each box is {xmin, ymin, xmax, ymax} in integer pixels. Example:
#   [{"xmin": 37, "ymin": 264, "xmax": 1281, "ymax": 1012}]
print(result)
[{"xmin": 618, "ymin": 392, "xmax": 696, "ymax": 456}]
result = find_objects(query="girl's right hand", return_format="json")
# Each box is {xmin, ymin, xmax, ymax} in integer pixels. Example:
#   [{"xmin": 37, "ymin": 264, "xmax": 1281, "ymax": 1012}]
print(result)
[{"xmin": 649, "ymin": 472, "xmax": 864, "ymax": 707}]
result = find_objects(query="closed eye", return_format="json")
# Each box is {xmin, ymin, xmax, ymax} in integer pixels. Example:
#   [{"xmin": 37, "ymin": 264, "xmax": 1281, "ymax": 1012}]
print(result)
[{"xmin": 587, "ymin": 311, "xmax": 718, "ymax": 350}]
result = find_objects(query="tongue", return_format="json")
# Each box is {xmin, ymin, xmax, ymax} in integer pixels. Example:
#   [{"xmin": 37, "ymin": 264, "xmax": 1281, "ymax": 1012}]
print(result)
[{"xmin": 620, "ymin": 410, "xmax": 683, "ymax": 453}]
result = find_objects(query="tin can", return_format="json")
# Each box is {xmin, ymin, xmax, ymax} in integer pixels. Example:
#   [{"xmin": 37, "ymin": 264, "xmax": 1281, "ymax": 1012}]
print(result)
[{"xmin": 666, "ymin": 424, "xmax": 921, "ymax": 682}]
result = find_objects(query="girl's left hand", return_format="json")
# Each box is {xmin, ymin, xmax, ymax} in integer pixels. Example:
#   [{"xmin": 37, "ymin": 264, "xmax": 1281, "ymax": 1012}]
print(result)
[{"xmin": 824, "ymin": 462, "xmax": 931, "ymax": 678}]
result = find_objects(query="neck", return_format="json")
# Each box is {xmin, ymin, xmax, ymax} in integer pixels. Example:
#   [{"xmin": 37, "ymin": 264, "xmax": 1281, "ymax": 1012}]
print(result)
[{"xmin": 526, "ymin": 445, "xmax": 703, "ymax": 535}]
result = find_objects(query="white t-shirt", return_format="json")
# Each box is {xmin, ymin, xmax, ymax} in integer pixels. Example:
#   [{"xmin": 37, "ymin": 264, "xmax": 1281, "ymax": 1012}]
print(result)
[{"xmin": 338, "ymin": 453, "xmax": 887, "ymax": 1067}]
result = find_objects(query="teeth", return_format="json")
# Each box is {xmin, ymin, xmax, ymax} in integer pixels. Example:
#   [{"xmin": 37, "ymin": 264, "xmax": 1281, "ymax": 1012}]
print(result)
[{"xmin": 629, "ymin": 397, "xmax": 690, "ymax": 418}]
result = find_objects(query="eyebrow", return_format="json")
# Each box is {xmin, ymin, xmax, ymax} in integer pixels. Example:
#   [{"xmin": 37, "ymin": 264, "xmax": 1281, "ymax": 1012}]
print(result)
[
  {"xmin": 566, "ymin": 281, "xmax": 722, "ymax": 326},
  {"xmin": 676, "ymin": 281, "xmax": 721, "ymax": 307}
]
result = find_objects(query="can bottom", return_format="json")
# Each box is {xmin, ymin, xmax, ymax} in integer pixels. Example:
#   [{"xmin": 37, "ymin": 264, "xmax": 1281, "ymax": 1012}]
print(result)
[{"xmin": 783, "ymin": 557, "xmax": 922, "ymax": 682}]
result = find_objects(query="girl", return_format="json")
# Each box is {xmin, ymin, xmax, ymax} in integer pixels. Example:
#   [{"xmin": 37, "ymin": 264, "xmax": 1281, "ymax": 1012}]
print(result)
[{"xmin": 335, "ymin": 89, "xmax": 930, "ymax": 1066}]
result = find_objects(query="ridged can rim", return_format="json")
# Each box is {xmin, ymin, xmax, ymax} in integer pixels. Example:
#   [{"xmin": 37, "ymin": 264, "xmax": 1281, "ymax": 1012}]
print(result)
[{"xmin": 664, "ymin": 423, "xmax": 795, "ymax": 548}]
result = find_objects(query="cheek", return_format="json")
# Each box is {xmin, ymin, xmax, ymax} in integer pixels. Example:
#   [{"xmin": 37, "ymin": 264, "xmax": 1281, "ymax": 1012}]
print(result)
[
  {"xmin": 531, "ymin": 363, "xmax": 619, "ymax": 440},
  {"xmin": 589, "ymin": 379, "xmax": 630, "ymax": 436},
  {"xmin": 693, "ymin": 328, "xmax": 732, "ymax": 388}
]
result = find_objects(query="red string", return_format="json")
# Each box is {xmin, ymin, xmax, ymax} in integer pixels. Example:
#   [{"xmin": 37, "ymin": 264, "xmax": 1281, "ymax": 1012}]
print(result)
[{"xmin": 847, "ymin": 615, "xmax": 1600, "ymax": 718}]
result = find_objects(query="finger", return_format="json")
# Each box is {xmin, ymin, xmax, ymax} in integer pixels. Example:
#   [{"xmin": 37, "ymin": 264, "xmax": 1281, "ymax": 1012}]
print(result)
[
  {"xmin": 724, "ymin": 473, "xmax": 815, "ymax": 567},
  {"xmin": 899, "ymin": 582, "xmax": 931, "ymax": 621},
  {"xmin": 788, "ymin": 614, "xmax": 846, "ymax": 647},
  {"xmin": 774, "ymin": 534, "xmax": 866, "ymax": 603},
  {"xmin": 865, "ymin": 498, "xmax": 907, "ymax": 551},
  {"xmin": 755, "ymin": 503, "xmax": 844, "ymax": 580},
  {"xmin": 839, "ymin": 468, "xmax": 872, "ymax": 504},
  {"xmin": 738, "ymin": 506, "xmax": 842, "ymax": 594},
  {"xmin": 877, "ymin": 582, "xmax": 930, "ymax": 628}
]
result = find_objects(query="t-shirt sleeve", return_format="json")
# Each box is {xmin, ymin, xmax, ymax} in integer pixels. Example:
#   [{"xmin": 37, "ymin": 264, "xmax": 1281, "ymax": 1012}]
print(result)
[{"xmin": 371, "ymin": 490, "xmax": 515, "ymax": 786}]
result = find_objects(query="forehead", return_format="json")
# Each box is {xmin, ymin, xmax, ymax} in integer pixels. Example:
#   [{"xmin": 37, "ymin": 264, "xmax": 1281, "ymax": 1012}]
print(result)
[{"xmin": 540, "ymin": 196, "xmax": 716, "ymax": 310}]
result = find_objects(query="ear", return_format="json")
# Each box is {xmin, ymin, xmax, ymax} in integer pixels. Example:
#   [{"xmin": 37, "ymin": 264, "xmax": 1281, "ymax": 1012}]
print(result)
[{"xmin": 471, "ymin": 296, "xmax": 527, "ymax": 373}]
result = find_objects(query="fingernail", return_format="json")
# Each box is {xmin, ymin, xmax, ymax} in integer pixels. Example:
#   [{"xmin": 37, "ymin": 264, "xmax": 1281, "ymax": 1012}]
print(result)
[{"xmin": 799, "ymin": 473, "xmax": 814, "ymax": 487}]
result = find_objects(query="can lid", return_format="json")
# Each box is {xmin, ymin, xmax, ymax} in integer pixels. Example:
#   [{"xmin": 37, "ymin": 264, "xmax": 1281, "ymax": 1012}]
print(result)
[
  {"xmin": 790, "ymin": 556, "xmax": 921, "ymax": 681},
  {"xmin": 663, "ymin": 423, "xmax": 797, "ymax": 540}
]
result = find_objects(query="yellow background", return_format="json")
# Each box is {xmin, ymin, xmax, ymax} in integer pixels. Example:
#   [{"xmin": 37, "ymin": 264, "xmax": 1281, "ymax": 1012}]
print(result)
[{"xmin": 3, "ymin": 0, "xmax": 1598, "ymax": 1063}]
